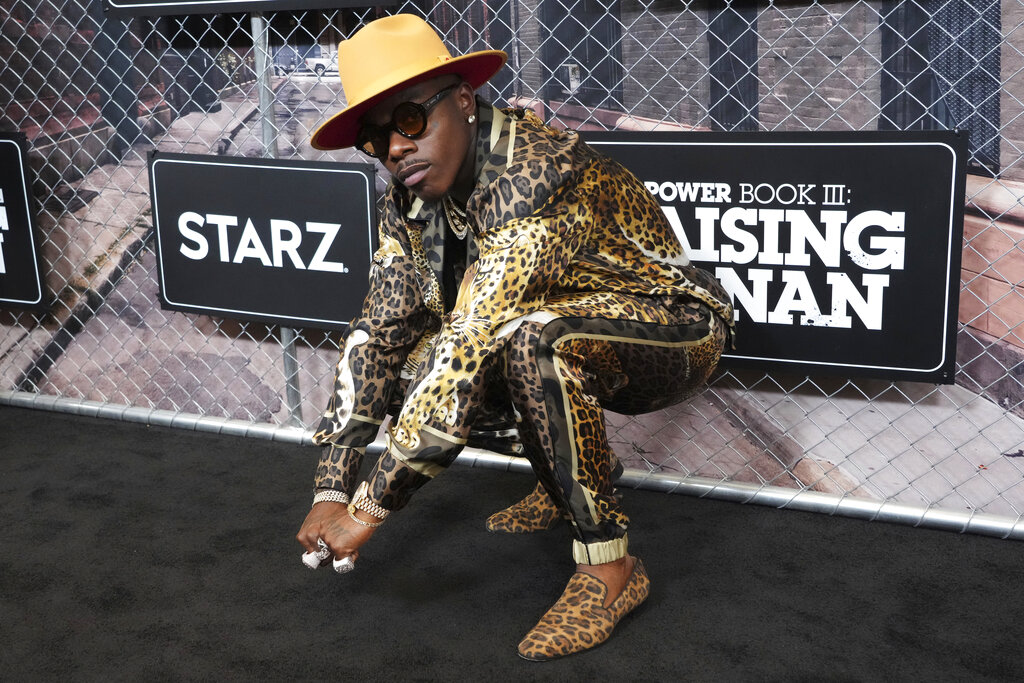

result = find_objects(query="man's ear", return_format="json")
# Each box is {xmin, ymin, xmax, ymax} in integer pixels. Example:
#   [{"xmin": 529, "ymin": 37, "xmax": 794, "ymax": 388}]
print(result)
[{"xmin": 455, "ymin": 81, "xmax": 477, "ymax": 118}]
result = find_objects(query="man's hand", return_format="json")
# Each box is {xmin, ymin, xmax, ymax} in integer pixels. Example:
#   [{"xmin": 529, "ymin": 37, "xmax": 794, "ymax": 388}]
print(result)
[{"xmin": 296, "ymin": 501, "xmax": 380, "ymax": 565}]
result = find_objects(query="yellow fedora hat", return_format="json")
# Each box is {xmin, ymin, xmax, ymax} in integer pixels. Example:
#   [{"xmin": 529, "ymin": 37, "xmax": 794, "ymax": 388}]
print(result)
[{"xmin": 310, "ymin": 14, "xmax": 507, "ymax": 151}]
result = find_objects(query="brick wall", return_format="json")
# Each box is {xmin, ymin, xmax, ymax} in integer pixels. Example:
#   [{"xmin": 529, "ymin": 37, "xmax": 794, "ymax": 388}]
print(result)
[
  {"xmin": 1002, "ymin": 0, "xmax": 1024, "ymax": 182},
  {"xmin": 511, "ymin": 0, "xmax": 546, "ymax": 101},
  {"xmin": 508, "ymin": 0, "xmax": 1023, "ymax": 184},
  {"xmin": 961, "ymin": 175, "xmax": 1024, "ymax": 351},
  {"xmin": 756, "ymin": 1, "xmax": 881, "ymax": 131},
  {"xmin": 619, "ymin": 2, "xmax": 709, "ymax": 126},
  {"xmin": 524, "ymin": 1, "xmax": 884, "ymax": 131}
]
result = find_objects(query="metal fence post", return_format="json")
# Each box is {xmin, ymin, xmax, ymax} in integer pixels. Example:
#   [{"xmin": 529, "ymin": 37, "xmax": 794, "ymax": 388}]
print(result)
[{"xmin": 250, "ymin": 11, "xmax": 303, "ymax": 429}]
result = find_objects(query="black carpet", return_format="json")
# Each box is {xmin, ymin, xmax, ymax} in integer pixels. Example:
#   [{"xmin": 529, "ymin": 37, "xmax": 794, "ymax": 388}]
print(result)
[{"xmin": 1, "ymin": 404, "xmax": 1022, "ymax": 682}]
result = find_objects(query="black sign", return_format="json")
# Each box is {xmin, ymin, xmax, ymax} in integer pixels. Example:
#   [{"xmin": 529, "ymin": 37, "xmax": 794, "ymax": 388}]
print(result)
[
  {"xmin": 150, "ymin": 152, "xmax": 375, "ymax": 330},
  {"xmin": 103, "ymin": 0, "xmax": 385, "ymax": 17},
  {"xmin": 587, "ymin": 130, "xmax": 967, "ymax": 383},
  {"xmin": 103, "ymin": 0, "xmax": 388, "ymax": 17},
  {"xmin": 0, "ymin": 134, "xmax": 46, "ymax": 312}
]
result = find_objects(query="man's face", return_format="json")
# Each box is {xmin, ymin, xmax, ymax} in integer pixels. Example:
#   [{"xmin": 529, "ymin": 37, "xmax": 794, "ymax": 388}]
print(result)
[{"xmin": 361, "ymin": 77, "xmax": 475, "ymax": 203}]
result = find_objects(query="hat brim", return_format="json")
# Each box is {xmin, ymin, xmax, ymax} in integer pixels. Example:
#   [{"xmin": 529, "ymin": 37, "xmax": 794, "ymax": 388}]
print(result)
[{"xmin": 310, "ymin": 50, "xmax": 507, "ymax": 152}]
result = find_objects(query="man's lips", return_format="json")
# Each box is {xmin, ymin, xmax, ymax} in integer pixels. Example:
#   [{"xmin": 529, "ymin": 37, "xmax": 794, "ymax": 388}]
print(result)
[{"xmin": 398, "ymin": 162, "xmax": 429, "ymax": 187}]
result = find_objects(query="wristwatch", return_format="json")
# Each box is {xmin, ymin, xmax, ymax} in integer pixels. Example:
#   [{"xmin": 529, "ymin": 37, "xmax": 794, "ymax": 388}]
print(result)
[{"xmin": 348, "ymin": 481, "xmax": 389, "ymax": 525}]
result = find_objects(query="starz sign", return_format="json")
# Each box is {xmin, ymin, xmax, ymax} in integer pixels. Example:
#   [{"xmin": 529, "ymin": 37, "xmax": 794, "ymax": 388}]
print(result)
[{"xmin": 149, "ymin": 152, "xmax": 376, "ymax": 331}]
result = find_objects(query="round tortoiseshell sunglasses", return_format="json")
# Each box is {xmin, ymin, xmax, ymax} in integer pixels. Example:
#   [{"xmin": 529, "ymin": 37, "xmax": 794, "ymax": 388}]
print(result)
[{"xmin": 356, "ymin": 84, "xmax": 458, "ymax": 160}]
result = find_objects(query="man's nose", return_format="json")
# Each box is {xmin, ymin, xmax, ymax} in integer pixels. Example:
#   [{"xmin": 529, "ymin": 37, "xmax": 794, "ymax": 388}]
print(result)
[{"xmin": 387, "ymin": 129, "xmax": 416, "ymax": 161}]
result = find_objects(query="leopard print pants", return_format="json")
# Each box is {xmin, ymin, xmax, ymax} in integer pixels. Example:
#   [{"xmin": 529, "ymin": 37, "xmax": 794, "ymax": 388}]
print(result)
[
  {"xmin": 504, "ymin": 299, "xmax": 725, "ymax": 563},
  {"xmin": 366, "ymin": 294, "xmax": 727, "ymax": 563}
]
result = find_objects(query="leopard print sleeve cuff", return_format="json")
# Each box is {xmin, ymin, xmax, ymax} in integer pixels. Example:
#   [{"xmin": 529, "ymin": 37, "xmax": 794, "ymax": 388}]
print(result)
[
  {"xmin": 313, "ymin": 444, "xmax": 364, "ymax": 496},
  {"xmin": 362, "ymin": 449, "xmax": 432, "ymax": 513}
]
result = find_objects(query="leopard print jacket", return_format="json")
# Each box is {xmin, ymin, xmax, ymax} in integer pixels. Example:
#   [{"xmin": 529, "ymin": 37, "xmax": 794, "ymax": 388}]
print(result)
[{"xmin": 310, "ymin": 102, "xmax": 734, "ymax": 502}]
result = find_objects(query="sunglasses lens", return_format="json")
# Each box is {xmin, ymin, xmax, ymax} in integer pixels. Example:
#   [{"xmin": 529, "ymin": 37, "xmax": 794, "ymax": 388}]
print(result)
[
  {"xmin": 393, "ymin": 103, "xmax": 427, "ymax": 137},
  {"xmin": 357, "ymin": 127, "xmax": 386, "ymax": 158}
]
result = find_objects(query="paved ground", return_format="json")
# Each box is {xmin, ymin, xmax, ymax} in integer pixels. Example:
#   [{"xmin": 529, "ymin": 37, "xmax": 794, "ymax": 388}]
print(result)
[{"xmin": 3, "ymin": 75, "xmax": 1024, "ymax": 528}]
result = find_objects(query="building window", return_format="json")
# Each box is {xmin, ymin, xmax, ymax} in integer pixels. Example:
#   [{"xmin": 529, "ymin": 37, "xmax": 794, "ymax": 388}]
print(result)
[
  {"xmin": 707, "ymin": 0, "xmax": 759, "ymax": 132},
  {"xmin": 540, "ymin": 0, "xmax": 624, "ymax": 109},
  {"xmin": 880, "ymin": 0, "xmax": 1000, "ymax": 175},
  {"xmin": 478, "ymin": 0, "xmax": 517, "ymax": 103}
]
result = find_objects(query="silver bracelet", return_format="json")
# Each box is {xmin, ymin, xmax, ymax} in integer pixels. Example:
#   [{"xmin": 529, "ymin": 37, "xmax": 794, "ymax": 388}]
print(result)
[{"xmin": 312, "ymin": 489, "xmax": 350, "ymax": 508}]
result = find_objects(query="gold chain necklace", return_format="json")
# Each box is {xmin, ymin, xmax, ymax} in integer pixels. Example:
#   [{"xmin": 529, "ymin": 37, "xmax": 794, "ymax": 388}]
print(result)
[{"xmin": 442, "ymin": 195, "xmax": 471, "ymax": 240}]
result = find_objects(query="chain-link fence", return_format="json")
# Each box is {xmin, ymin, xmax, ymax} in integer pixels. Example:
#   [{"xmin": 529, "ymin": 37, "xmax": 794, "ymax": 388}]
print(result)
[{"xmin": 2, "ymin": 0, "xmax": 1023, "ymax": 538}]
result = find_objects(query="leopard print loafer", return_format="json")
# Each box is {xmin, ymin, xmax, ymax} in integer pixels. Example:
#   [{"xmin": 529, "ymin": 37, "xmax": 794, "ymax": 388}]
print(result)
[
  {"xmin": 517, "ymin": 557, "xmax": 650, "ymax": 661},
  {"xmin": 485, "ymin": 482, "xmax": 566, "ymax": 533}
]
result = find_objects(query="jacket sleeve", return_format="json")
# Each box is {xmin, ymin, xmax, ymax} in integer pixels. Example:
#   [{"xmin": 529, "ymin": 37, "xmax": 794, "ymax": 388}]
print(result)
[{"xmin": 310, "ymin": 191, "xmax": 433, "ymax": 494}]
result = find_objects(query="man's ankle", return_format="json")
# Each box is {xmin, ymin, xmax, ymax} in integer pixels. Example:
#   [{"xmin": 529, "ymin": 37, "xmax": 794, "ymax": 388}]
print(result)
[{"xmin": 576, "ymin": 555, "xmax": 635, "ymax": 607}]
